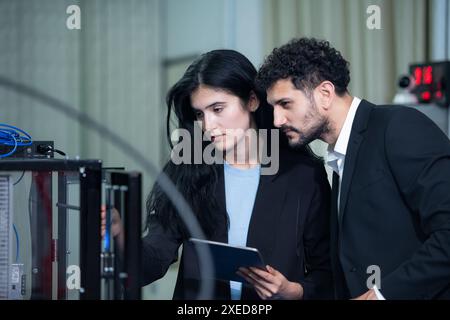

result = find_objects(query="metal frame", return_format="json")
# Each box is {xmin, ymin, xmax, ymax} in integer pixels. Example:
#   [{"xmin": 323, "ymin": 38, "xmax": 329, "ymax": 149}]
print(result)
[
  {"xmin": 108, "ymin": 171, "xmax": 142, "ymax": 300},
  {"xmin": 30, "ymin": 170, "xmax": 52, "ymax": 299},
  {"xmin": 0, "ymin": 159, "xmax": 102, "ymax": 300}
]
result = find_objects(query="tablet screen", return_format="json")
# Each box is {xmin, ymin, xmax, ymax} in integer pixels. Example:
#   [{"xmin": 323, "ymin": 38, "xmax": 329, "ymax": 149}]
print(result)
[{"xmin": 188, "ymin": 238, "xmax": 267, "ymax": 282}]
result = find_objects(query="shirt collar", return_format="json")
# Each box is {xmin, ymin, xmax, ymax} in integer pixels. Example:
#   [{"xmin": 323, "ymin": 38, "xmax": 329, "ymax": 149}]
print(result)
[{"xmin": 326, "ymin": 97, "xmax": 361, "ymax": 171}]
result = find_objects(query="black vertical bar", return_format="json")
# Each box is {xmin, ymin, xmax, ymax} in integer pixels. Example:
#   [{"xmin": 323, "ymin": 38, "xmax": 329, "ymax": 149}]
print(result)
[
  {"xmin": 425, "ymin": 0, "xmax": 430, "ymax": 62},
  {"xmin": 124, "ymin": 172, "xmax": 141, "ymax": 300},
  {"xmin": 113, "ymin": 186, "xmax": 124, "ymax": 300},
  {"xmin": 79, "ymin": 167, "xmax": 101, "ymax": 299},
  {"xmin": 57, "ymin": 172, "xmax": 67, "ymax": 300},
  {"xmin": 30, "ymin": 171, "xmax": 53, "ymax": 300}
]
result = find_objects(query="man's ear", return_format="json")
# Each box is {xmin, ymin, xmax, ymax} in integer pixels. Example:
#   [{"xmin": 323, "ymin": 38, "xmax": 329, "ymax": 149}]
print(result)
[
  {"xmin": 314, "ymin": 81, "xmax": 335, "ymax": 111},
  {"xmin": 248, "ymin": 91, "xmax": 260, "ymax": 112}
]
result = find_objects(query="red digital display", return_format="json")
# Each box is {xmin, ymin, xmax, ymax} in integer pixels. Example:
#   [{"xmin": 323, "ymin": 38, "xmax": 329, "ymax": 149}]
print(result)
[
  {"xmin": 414, "ymin": 67, "xmax": 422, "ymax": 86},
  {"xmin": 413, "ymin": 66, "xmax": 433, "ymax": 86},
  {"xmin": 421, "ymin": 91, "xmax": 431, "ymax": 101},
  {"xmin": 410, "ymin": 61, "xmax": 449, "ymax": 106},
  {"xmin": 423, "ymin": 66, "xmax": 433, "ymax": 85}
]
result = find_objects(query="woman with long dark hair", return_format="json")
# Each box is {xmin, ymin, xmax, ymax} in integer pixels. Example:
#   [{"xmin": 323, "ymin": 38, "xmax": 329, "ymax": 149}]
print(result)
[{"xmin": 109, "ymin": 49, "xmax": 333, "ymax": 300}]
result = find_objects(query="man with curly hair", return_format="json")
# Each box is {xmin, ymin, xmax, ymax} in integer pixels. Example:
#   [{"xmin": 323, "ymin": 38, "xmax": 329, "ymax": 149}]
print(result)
[{"xmin": 255, "ymin": 37, "xmax": 450, "ymax": 300}]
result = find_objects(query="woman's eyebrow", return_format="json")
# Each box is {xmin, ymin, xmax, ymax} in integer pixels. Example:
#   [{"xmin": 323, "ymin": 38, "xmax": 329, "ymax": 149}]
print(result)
[
  {"xmin": 205, "ymin": 101, "xmax": 225, "ymax": 109},
  {"xmin": 193, "ymin": 101, "xmax": 225, "ymax": 110}
]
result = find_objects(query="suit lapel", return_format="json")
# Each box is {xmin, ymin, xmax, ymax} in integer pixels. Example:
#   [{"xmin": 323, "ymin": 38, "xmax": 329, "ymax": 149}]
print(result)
[
  {"xmin": 246, "ymin": 169, "xmax": 286, "ymax": 263},
  {"xmin": 338, "ymin": 100, "xmax": 373, "ymax": 225},
  {"xmin": 214, "ymin": 164, "xmax": 228, "ymax": 243},
  {"xmin": 330, "ymin": 172, "xmax": 340, "ymax": 239},
  {"xmin": 330, "ymin": 172, "xmax": 340, "ymax": 292},
  {"xmin": 215, "ymin": 143, "xmax": 288, "ymax": 260}
]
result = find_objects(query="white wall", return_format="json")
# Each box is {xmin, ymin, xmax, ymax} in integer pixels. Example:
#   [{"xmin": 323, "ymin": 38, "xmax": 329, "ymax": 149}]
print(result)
[
  {"xmin": 165, "ymin": 0, "xmax": 264, "ymax": 68},
  {"xmin": 431, "ymin": 0, "xmax": 450, "ymax": 60}
]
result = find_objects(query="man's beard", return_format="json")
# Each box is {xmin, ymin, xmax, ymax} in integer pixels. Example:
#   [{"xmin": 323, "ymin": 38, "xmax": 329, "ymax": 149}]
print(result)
[{"xmin": 281, "ymin": 116, "xmax": 330, "ymax": 149}]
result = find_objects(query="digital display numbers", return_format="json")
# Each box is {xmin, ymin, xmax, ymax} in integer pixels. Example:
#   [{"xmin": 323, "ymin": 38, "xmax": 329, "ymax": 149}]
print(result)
[{"xmin": 409, "ymin": 61, "xmax": 449, "ymax": 106}]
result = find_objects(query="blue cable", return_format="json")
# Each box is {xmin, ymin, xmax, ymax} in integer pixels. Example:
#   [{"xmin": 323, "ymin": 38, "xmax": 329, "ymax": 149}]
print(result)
[
  {"xmin": 12, "ymin": 223, "xmax": 20, "ymax": 262},
  {"xmin": 104, "ymin": 206, "xmax": 111, "ymax": 252},
  {"xmin": 0, "ymin": 123, "xmax": 32, "ymax": 158}
]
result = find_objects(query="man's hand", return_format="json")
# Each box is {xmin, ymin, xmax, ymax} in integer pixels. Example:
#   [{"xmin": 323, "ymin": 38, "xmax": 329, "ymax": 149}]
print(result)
[
  {"xmin": 353, "ymin": 289, "xmax": 378, "ymax": 300},
  {"xmin": 237, "ymin": 265, "xmax": 304, "ymax": 300}
]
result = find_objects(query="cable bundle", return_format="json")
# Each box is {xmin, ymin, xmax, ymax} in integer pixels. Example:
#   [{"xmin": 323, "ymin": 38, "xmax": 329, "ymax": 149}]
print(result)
[{"xmin": 0, "ymin": 123, "xmax": 32, "ymax": 158}]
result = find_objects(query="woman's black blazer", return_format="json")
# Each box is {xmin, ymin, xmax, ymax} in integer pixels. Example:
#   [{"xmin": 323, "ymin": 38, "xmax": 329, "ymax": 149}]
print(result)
[{"xmin": 142, "ymin": 147, "xmax": 333, "ymax": 299}]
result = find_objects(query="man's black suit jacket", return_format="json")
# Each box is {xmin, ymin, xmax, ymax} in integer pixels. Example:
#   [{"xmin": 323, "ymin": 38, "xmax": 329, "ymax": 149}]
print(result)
[
  {"xmin": 142, "ymin": 147, "xmax": 333, "ymax": 299},
  {"xmin": 331, "ymin": 99, "xmax": 450, "ymax": 299}
]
